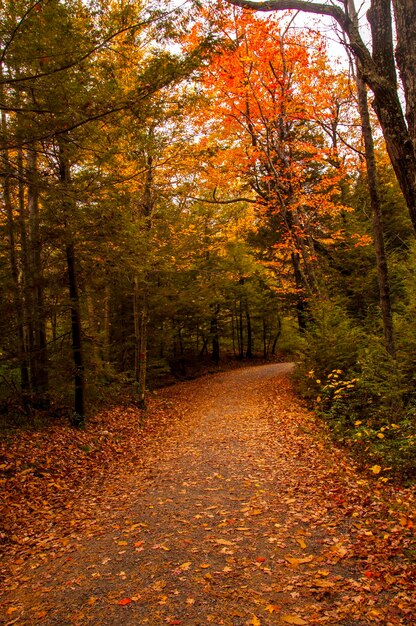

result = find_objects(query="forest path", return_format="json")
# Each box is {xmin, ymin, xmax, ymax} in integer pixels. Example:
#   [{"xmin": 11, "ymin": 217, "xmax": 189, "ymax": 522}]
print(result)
[{"xmin": 1, "ymin": 364, "xmax": 414, "ymax": 625}]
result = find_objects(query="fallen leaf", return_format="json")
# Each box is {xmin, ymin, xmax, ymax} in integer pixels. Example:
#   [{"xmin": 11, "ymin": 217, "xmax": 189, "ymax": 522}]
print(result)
[
  {"xmin": 118, "ymin": 597, "xmax": 132, "ymax": 606},
  {"xmin": 6, "ymin": 608, "xmax": 20, "ymax": 616},
  {"xmin": 285, "ymin": 555, "xmax": 313, "ymax": 565},
  {"xmin": 281, "ymin": 615, "xmax": 308, "ymax": 625},
  {"xmin": 265, "ymin": 604, "xmax": 280, "ymax": 613},
  {"xmin": 214, "ymin": 539, "xmax": 234, "ymax": 546},
  {"xmin": 330, "ymin": 543, "xmax": 347, "ymax": 557}
]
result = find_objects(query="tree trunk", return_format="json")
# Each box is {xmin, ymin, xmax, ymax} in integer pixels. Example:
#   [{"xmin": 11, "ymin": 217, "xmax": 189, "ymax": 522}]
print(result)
[
  {"xmin": 291, "ymin": 251, "xmax": 307, "ymax": 332},
  {"xmin": 263, "ymin": 317, "xmax": 268, "ymax": 358},
  {"xmin": 238, "ymin": 298, "xmax": 244, "ymax": 359},
  {"xmin": 1, "ymin": 110, "xmax": 30, "ymax": 392},
  {"xmin": 246, "ymin": 302, "xmax": 253, "ymax": 358},
  {"xmin": 133, "ymin": 275, "xmax": 140, "ymax": 384},
  {"xmin": 66, "ymin": 241, "xmax": 85, "ymax": 424},
  {"xmin": 137, "ymin": 288, "xmax": 148, "ymax": 408},
  {"xmin": 365, "ymin": 0, "xmax": 416, "ymax": 232},
  {"xmin": 210, "ymin": 304, "xmax": 220, "ymax": 364},
  {"xmin": 355, "ymin": 70, "xmax": 396, "ymax": 357},
  {"xmin": 231, "ymin": 311, "xmax": 237, "ymax": 356},
  {"xmin": 392, "ymin": 0, "xmax": 416, "ymax": 155},
  {"xmin": 17, "ymin": 147, "xmax": 33, "ymax": 393},
  {"xmin": 59, "ymin": 138, "xmax": 85, "ymax": 425},
  {"xmin": 28, "ymin": 147, "xmax": 49, "ymax": 399},
  {"xmin": 102, "ymin": 284, "xmax": 111, "ymax": 365},
  {"xmin": 271, "ymin": 316, "xmax": 282, "ymax": 355}
]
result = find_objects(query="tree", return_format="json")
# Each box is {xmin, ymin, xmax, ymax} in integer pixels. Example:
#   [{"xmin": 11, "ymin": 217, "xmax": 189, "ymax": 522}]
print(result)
[
  {"xmin": 196, "ymin": 9, "xmax": 349, "ymax": 329},
  {"xmin": 225, "ymin": 0, "xmax": 416, "ymax": 234}
]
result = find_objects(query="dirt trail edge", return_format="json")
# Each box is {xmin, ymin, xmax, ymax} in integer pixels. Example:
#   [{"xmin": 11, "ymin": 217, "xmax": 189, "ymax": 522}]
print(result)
[{"xmin": 1, "ymin": 364, "xmax": 415, "ymax": 625}]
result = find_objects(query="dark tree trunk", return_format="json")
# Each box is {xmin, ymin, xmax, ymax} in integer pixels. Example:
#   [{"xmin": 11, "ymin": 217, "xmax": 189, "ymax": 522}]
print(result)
[
  {"xmin": 238, "ymin": 299, "xmax": 244, "ymax": 359},
  {"xmin": 210, "ymin": 304, "xmax": 220, "ymax": 364},
  {"xmin": 66, "ymin": 241, "xmax": 85, "ymax": 423},
  {"xmin": 392, "ymin": 0, "xmax": 416, "ymax": 154},
  {"xmin": 1, "ymin": 111, "xmax": 30, "ymax": 392},
  {"xmin": 246, "ymin": 303, "xmax": 253, "ymax": 358},
  {"xmin": 365, "ymin": 0, "xmax": 416, "ymax": 232},
  {"xmin": 199, "ymin": 335, "xmax": 209, "ymax": 357},
  {"xmin": 27, "ymin": 147, "xmax": 49, "ymax": 399},
  {"xmin": 291, "ymin": 251, "xmax": 307, "ymax": 332},
  {"xmin": 262, "ymin": 318, "xmax": 267, "ymax": 358},
  {"xmin": 355, "ymin": 70, "xmax": 396, "ymax": 357},
  {"xmin": 59, "ymin": 139, "xmax": 85, "ymax": 425}
]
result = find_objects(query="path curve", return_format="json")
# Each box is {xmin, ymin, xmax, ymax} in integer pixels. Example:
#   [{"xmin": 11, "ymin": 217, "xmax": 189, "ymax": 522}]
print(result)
[{"xmin": 1, "ymin": 364, "xmax": 414, "ymax": 625}]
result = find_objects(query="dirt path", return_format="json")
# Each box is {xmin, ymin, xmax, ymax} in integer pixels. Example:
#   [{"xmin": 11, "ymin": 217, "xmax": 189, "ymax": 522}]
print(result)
[{"xmin": 1, "ymin": 364, "xmax": 415, "ymax": 625}]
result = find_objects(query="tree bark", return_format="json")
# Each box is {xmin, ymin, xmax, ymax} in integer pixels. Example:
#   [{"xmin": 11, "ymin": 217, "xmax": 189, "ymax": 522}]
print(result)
[
  {"xmin": 58, "ymin": 138, "xmax": 85, "ymax": 425},
  {"xmin": 66, "ymin": 241, "xmax": 85, "ymax": 424},
  {"xmin": 245, "ymin": 302, "xmax": 253, "ymax": 358},
  {"xmin": 1, "ymin": 110, "xmax": 30, "ymax": 392},
  {"xmin": 392, "ymin": 0, "xmax": 416, "ymax": 155},
  {"xmin": 210, "ymin": 304, "xmax": 220, "ymax": 364},
  {"xmin": 356, "ymin": 70, "xmax": 396, "ymax": 358},
  {"xmin": 27, "ymin": 147, "xmax": 49, "ymax": 399},
  {"xmin": 291, "ymin": 251, "xmax": 307, "ymax": 332}
]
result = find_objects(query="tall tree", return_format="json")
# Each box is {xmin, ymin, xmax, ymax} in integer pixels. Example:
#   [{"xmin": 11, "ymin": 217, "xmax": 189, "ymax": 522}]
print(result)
[{"xmin": 196, "ymin": 9, "xmax": 347, "ymax": 328}]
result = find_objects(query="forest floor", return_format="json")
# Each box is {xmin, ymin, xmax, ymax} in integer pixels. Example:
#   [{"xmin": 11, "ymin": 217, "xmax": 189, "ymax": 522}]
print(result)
[{"xmin": 0, "ymin": 364, "xmax": 415, "ymax": 625}]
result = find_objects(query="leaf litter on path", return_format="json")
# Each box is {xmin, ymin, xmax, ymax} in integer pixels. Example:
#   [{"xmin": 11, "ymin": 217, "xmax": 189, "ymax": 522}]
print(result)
[{"xmin": 0, "ymin": 363, "xmax": 415, "ymax": 624}]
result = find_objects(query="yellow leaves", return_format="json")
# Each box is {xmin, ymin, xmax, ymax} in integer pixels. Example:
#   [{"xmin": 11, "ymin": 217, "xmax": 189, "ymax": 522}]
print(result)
[
  {"xmin": 370, "ymin": 465, "xmax": 382, "ymax": 474},
  {"xmin": 152, "ymin": 580, "xmax": 167, "ymax": 591},
  {"xmin": 281, "ymin": 615, "xmax": 308, "ymax": 625},
  {"xmin": 330, "ymin": 543, "xmax": 347, "ymax": 558},
  {"xmin": 179, "ymin": 561, "xmax": 192, "ymax": 571},
  {"xmin": 285, "ymin": 555, "xmax": 314, "ymax": 566},
  {"xmin": 295, "ymin": 538, "xmax": 307, "ymax": 549},
  {"xmin": 249, "ymin": 616, "xmax": 261, "ymax": 626},
  {"xmin": 214, "ymin": 538, "xmax": 234, "ymax": 546}
]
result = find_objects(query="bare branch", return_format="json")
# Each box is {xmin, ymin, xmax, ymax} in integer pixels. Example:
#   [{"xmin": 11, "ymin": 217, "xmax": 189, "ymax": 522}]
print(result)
[{"xmin": 226, "ymin": 0, "xmax": 349, "ymax": 29}]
